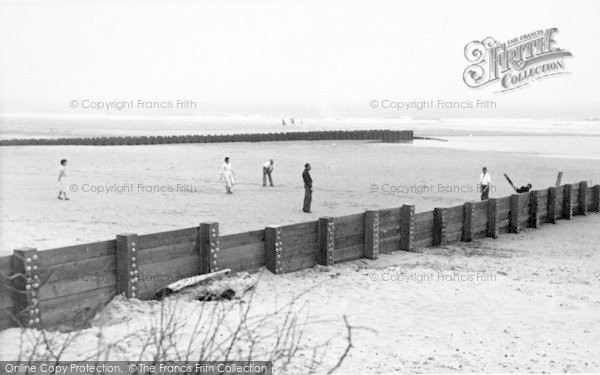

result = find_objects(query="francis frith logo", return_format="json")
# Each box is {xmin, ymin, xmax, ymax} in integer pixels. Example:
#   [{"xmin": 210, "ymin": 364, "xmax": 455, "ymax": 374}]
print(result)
[{"xmin": 463, "ymin": 28, "xmax": 572, "ymax": 92}]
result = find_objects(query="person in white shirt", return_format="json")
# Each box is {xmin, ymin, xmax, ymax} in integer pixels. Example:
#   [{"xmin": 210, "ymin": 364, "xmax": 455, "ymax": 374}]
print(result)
[
  {"xmin": 479, "ymin": 166, "xmax": 491, "ymax": 200},
  {"xmin": 57, "ymin": 159, "xmax": 70, "ymax": 200},
  {"xmin": 220, "ymin": 157, "xmax": 236, "ymax": 194},
  {"xmin": 263, "ymin": 159, "xmax": 274, "ymax": 187}
]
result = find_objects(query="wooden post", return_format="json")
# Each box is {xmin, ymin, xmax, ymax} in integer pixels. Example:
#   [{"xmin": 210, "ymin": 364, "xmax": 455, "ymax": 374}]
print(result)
[
  {"xmin": 487, "ymin": 199, "xmax": 498, "ymax": 238},
  {"xmin": 547, "ymin": 187, "xmax": 556, "ymax": 224},
  {"xmin": 399, "ymin": 205, "xmax": 415, "ymax": 251},
  {"xmin": 578, "ymin": 181, "xmax": 588, "ymax": 215},
  {"xmin": 116, "ymin": 233, "xmax": 139, "ymax": 299},
  {"xmin": 509, "ymin": 194, "xmax": 520, "ymax": 233},
  {"xmin": 265, "ymin": 226, "xmax": 283, "ymax": 274},
  {"xmin": 199, "ymin": 222, "xmax": 220, "ymax": 273},
  {"xmin": 432, "ymin": 208, "xmax": 447, "ymax": 246},
  {"xmin": 594, "ymin": 185, "xmax": 600, "ymax": 212},
  {"xmin": 563, "ymin": 184, "xmax": 572, "ymax": 219},
  {"xmin": 364, "ymin": 210, "xmax": 380, "ymax": 259},
  {"xmin": 318, "ymin": 217, "xmax": 335, "ymax": 265},
  {"xmin": 383, "ymin": 130, "xmax": 391, "ymax": 143},
  {"xmin": 462, "ymin": 202, "xmax": 474, "ymax": 242},
  {"xmin": 13, "ymin": 248, "xmax": 41, "ymax": 328},
  {"xmin": 529, "ymin": 191, "xmax": 539, "ymax": 229}
]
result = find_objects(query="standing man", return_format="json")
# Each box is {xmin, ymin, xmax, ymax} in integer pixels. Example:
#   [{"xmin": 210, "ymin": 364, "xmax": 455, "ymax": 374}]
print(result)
[
  {"xmin": 263, "ymin": 159, "xmax": 275, "ymax": 187},
  {"xmin": 302, "ymin": 163, "xmax": 312, "ymax": 213},
  {"xmin": 479, "ymin": 166, "xmax": 491, "ymax": 200}
]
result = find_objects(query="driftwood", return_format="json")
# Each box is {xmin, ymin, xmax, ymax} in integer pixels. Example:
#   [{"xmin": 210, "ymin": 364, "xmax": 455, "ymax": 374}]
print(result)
[{"xmin": 153, "ymin": 269, "xmax": 230, "ymax": 299}]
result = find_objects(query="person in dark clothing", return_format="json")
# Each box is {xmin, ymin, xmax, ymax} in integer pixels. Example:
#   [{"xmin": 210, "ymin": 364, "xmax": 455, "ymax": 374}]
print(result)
[
  {"xmin": 516, "ymin": 183, "xmax": 532, "ymax": 193},
  {"xmin": 504, "ymin": 173, "xmax": 532, "ymax": 193},
  {"xmin": 302, "ymin": 163, "xmax": 312, "ymax": 213}
]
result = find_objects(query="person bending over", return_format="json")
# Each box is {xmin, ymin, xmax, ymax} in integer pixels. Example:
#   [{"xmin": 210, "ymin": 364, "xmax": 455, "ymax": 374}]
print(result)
[{"xmin": 263, "ymin": 159, "xmax": 274, "ymax": 187}]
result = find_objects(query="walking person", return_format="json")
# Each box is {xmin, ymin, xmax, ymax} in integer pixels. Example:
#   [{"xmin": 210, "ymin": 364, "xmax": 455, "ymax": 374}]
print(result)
[
  {"xmin": 57, "ymin": 159, "xmax": 70, "ymax": 200},
  {"xmin": 220, "ymin": 157, "xmax": 236, "ymax": 194},
  {"xmin": 479, "ymin": 166, "xmax": 491, "ymax": 200},
  {"xmin": 302, "ymin": 163, "xmax": 312, "ymax": 213},
  {"xmin": 263, "ymin": 159, "xmax": 275, "ymax": 187}
]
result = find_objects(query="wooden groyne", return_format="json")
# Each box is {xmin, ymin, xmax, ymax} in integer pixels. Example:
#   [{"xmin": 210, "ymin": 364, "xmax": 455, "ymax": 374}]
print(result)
[
  {"xmin": 0, "ymin": 182, "xmax": 598, "ymax": 331},
  {"xmin": 0, "ymin": 130, "xmax": 413, "ymax": 146}
]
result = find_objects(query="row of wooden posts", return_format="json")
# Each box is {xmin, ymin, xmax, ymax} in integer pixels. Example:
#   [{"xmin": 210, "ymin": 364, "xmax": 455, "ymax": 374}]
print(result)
[
  {"xmin": 8, "ymin": 181, "xmax": 598, "ymax": 329},
  {"xmin": 115, "ymin": 182, "xmax": 596, "ymax": 285},
  {"xmin": 262, "ymin": 182, "xmax": 596, "ymax": 270},
  {"xmin": 0, "ymin": 129, "xmax": 413, "ymax": 146}
]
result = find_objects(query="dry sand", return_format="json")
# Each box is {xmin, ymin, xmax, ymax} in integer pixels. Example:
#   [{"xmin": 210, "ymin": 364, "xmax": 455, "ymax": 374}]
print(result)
[
  {"xmin": 0, "ymin": 214, "xmax": 598, "ymax": 373},
  {"xmin": 1, "ymin": 138, "xmax": 599, "ymax": 254}
]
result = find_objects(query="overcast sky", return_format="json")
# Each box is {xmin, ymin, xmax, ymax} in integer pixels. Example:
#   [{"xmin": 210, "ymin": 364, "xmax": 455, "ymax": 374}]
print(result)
[{"xmin": 1, "ymin": 0, "xmax": 599, "ymax": 119}]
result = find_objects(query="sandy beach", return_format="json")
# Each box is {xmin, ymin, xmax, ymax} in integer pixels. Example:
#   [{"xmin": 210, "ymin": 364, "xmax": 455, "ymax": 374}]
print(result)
[
  {"xmin": 1, "ymin": 135, "xmax": 599, "ymax": 255},
  {"xmin": 2, "ymin": 0, "xmax": 600, "ymax": 372},
  {"xmin": 1, "ymin": 212, "xmax": 598, "ymax": 373}
]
